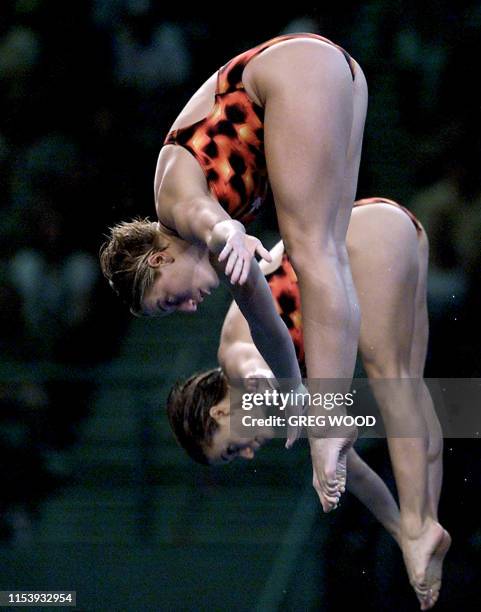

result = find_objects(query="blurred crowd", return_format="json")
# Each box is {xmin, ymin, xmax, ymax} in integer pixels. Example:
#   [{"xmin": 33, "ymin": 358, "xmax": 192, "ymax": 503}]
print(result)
[{"xmin": 0, "ymin": 0, "xmax": 480, "ymax": 541}]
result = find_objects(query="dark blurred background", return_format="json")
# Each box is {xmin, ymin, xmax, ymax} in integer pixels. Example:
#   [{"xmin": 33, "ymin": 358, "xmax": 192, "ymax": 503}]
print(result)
[{"xmin": 0, "ymin": 1, "xmax": 479, "ymax": 610}]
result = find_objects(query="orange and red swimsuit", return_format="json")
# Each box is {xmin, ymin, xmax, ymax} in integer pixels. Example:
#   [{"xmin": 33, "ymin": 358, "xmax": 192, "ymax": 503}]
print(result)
[
  {"xmin": 163, "ymin": 33, "xmax": 355, "ymax": 224},
  {"xmin": 265, "ymin": 198, "xmax": 423, "ymax": 375}
]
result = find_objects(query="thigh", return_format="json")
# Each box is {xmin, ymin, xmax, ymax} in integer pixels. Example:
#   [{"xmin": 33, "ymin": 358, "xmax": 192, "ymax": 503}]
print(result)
[
  {"xmin": 260, "ymin": 41, "xmax": 367, "ymax": 246},
  {"xmin": 347, "ymin": 205, "xmax": 420, "ymax": 374}
]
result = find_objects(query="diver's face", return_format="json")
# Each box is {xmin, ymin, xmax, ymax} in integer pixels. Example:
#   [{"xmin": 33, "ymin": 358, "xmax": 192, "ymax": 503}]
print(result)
[
  {"xmin": 142, "ymin": 243, "xmax": 219, "ymax": 316},
  {"xmin": 206, "ymin": 422, "xmax": 266, "ymax": 465},
  {"xmin": 204, "ymin": 395, "xmax": 269, "ymax": 465}
]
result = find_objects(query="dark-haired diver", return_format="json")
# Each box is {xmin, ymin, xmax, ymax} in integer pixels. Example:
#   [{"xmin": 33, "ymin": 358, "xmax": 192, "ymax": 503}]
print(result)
[{"xmin": 166, "ymin": 200, "xmax": 450, "ymax": 610}]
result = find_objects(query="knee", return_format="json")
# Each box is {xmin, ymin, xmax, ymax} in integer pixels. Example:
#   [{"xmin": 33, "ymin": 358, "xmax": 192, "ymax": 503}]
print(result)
[
  {"xmin": 364, "ymin": 360, "xmax": 414, "ymax": 406},
  {"xmin": 283, "ymin": 232, "xmax": 345, "ymax": 278},
  {"xmin": 363, "ymin": 354, "xmax": 411, "ymax": 381}
]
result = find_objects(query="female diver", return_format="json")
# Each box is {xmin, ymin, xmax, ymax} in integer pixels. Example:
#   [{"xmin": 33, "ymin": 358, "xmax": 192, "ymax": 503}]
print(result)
[
  {"xmin": 101, "ymin": 33, "xmax": 368, "ymax": 512},
  {"xmin": 166, "ymin": 199, "xmax": 450, "ymax": 610}
]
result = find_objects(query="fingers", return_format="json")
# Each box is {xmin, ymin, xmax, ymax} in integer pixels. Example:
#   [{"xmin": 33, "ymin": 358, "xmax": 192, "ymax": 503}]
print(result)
[
  {"xmin": 285, "ymin": 412, "xmax": 301, "ymax": 449},
  {"xmin": 311, "ymin": 472, "xmax": 338, "ymax": 511},
  {"xmin": 228, "ymin": 252, "xmax": 251, "ymax": 285},
  {"xmin": 256, "ymin": 243, "xmax": 272, "ymax": 263},
  {"xmin": 285, "ymin": 386, "xmax": 309, "ymax": 449},
  {"xmin": 311, "ymin": 454, "xmax": 342, "ymax": 513},
  {"xmin": 230, "ymin": 256, "xmax": 245, "ymax": 284},
  {"xmin": 218, "ymin": 234, "xmax": 270, "ymax": 285},
  {"xmin": 285, "ymin": 429, "xmax": 298, "ymax": 449},
  {"xmin": 238, "ymin": 256, "xmax": 251, "ymax": 285},
  {"xmin": 218, "ymin": 242, "xmax": 233, "ymax": 263},
  {"xmin": 318, "ymin": 485, "xmax": 341, "ymax": 512},
  {"xmin": 224, "ymin": 251, "xmax": 238, "ymax": 277},
  {"xmin": 319, "ymin": 492, "xmax": 340, "ymax": 512}
]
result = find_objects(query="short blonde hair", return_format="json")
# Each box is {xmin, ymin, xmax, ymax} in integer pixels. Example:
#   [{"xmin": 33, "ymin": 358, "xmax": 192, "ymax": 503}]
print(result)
[{"xmin": 99, "ymin": 218, "xmax": 170, "ymax": 315}]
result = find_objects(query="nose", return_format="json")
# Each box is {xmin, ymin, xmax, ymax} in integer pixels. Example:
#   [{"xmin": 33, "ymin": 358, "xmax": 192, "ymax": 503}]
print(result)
[
  {"xmin": 178, "ymin": 299, "xmax": 198, "ymax": 313},
  {"xmin": 239, "ymin": 447, "xmax": 255, "ymax": 460}
]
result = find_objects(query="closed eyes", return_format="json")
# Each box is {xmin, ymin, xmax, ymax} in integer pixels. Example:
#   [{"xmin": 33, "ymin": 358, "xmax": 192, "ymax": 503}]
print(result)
[
  {"xmin": 221, "ymin": 445, "xmax": 238, "ymax": 462},
  {"xmin": 157, "ymin": 297, "xmax": 177, "ymax": 313}
]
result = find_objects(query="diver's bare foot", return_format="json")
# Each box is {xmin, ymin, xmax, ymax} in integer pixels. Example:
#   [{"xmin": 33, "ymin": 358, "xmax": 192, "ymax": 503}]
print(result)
[
  {"xmin": 401, "ymin": 519, "xmax": 451, "ymax": 610},
  {"xmin": 310, "ymin": 434, "xmax": 355, "ymax": 512},
  {"xmin": 422, "ymin": 527, "xmax": 451, "ymax": 609}
]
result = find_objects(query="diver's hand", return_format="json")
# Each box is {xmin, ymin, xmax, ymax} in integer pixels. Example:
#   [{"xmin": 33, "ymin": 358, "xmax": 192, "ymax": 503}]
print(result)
[
  {"xmin": 210, "ymin": 220, "xmax": 272, "ymax": 285},
  {"xmin": 220, "ymin": 232, "xmax": 272, "ymax": 285},
  {"xmin": 285, "ymin": 383, "xmax": 309, "ymax": 450}
]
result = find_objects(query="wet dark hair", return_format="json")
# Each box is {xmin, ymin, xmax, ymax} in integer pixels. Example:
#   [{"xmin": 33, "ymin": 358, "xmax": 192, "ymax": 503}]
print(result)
[{"xmin": 166, "ymin": 368, "xmax": 228, "ymax": 465}]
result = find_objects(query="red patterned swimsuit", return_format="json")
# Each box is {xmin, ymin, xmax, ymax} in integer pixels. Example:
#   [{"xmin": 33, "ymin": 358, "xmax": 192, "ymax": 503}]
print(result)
[
  {"xmin": 265, "ymin": 198, "xmax": 423, "ymax": 375},
  {"xmin": 163, "ymin": 33, "xmax": 355, "ymax": 224}
]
